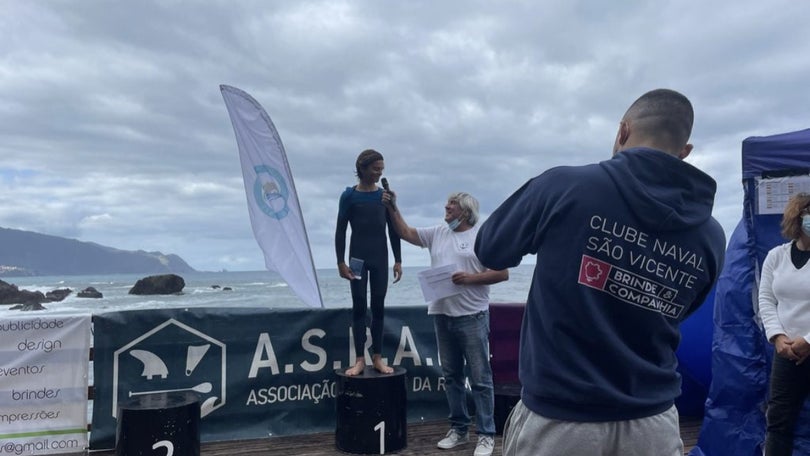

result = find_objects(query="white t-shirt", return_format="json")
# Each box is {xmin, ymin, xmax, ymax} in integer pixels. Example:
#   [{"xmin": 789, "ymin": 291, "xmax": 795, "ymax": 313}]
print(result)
[
  {"xmin": 416, "ymin": 224, "xmax": 490, "ymax": 316},
  {"xmin": 758, "ymin": 242, "xmax": 810, "ymax": 343}
]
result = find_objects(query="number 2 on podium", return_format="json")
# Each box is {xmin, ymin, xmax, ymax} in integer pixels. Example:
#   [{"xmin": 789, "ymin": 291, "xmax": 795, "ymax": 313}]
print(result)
[
  {"xmin": 374, "ymin": 420, "xmax": 385, "ymax": 454},
  {"xmin": 153, "ymin": 440, "xmax": 174, "ymax": 456}
]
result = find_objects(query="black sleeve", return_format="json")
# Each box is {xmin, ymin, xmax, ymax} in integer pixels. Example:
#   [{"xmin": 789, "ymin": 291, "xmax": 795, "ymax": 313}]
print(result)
[{"xmin": 386, "ymin": 209, "xmax": 402, "ymax": 263}]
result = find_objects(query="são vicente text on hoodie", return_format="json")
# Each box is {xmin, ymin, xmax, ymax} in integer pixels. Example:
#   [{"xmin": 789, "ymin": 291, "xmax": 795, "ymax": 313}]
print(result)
[{"xmin": 474, "ymin": 147, "xmax": 726, "ymax": 421}]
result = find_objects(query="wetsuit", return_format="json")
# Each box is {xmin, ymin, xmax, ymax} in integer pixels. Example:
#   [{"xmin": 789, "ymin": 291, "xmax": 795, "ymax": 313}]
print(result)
[{"xmin": 335, "ymin": 186, "xmax": 402, "ymax": 357}]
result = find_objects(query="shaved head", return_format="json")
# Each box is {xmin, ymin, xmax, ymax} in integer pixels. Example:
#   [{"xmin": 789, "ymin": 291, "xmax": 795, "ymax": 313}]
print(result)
[{"xmin": 620, "ymin": 89, "xmax": 694, "ymax": 155}]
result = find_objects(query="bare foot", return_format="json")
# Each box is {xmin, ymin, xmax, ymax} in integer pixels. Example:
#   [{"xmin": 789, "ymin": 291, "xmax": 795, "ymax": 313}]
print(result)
[
  {"xmin": 372, "ymin": 355, "xmax": 394, "ymax": 374},
  {"xmin": 345, "ymin": 359, "xmax": 365, "ymax": 376}
]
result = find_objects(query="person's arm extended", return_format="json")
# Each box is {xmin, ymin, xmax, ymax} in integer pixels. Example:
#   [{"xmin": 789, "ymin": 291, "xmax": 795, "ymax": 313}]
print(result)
[
  {"xmin": 383, "ymin": 190, "xmax": 422, "ymax": 247},
  {"xmin": 385, "ymin": 205, "xmax": 404, "ymax": 283},
  {"xmin": 451, "ymin": 269, "xmax": 508, "ymax": 286}
]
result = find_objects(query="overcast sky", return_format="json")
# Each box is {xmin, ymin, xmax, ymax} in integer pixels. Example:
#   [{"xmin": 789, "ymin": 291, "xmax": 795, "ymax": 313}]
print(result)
[{"xmin": 2, "ymin": 1, "xmax": 810, "ymax": 272}]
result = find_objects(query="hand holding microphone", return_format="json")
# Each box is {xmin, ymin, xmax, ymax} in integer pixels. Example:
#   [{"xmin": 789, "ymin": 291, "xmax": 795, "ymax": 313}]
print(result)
[{"xmin": 381, "ymin": 177, "xmax": 397, "ymax": 211}]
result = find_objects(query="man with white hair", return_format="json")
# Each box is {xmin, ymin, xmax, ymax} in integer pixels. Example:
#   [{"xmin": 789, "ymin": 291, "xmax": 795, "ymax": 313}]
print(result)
[{"xmin": 383, "ymin": 190, "xmax": 508, "ymax": 456}]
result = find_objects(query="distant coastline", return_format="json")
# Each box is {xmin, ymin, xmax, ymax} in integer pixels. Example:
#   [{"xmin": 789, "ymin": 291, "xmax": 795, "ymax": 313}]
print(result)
[{"xmin": 0, "ymin": 226, "xmax": 195, "ymax": 277}]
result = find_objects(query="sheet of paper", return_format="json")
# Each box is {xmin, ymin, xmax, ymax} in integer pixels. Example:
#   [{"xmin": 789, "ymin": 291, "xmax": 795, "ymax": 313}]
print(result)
[
  {"xmin": 756, "ymin": 175, "xmax": 810, "ymax": 214},
  {"xmin": 417, "ymin": 264, "xmax": 462, "ymax": 302}
]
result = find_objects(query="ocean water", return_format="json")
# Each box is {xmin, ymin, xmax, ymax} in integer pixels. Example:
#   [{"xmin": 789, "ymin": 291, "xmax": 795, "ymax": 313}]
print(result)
[{"xmin": 0, "ymin": 264, "xmax": 534, "ymax": 316}]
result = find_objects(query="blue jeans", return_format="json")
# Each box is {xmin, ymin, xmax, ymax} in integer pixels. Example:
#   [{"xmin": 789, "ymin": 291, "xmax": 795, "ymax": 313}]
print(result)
[
  {"xmin": 765, "ymin": 354, "xmax": 810, "ymax": 456},
  {"xmin": 434, "ymin": 311, "xmax": 495, "ymax": 436}
]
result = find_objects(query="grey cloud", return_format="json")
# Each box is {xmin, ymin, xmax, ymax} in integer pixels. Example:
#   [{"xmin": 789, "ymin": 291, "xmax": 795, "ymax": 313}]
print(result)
[{"xmin": 3, "ymin": 0, "xmax": 810, "ymax": 271}]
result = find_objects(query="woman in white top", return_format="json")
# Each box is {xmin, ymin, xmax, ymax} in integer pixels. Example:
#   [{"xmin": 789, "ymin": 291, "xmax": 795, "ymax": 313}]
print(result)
[{"xmin": 758, "ymin": 192, "xmax": 810, "ymax": 456}]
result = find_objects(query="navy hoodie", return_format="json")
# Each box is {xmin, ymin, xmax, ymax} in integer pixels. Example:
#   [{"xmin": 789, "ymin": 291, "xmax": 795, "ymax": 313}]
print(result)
[{"xmin": 475, "ymin": 148, "xmax": 726, "ymax": 421}]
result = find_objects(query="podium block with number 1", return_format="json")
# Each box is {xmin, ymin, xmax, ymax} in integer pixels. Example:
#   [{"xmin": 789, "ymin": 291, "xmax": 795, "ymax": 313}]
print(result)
[{"xmin": 335, "ymin": 367, "xmax": 407, "ymax": 454}]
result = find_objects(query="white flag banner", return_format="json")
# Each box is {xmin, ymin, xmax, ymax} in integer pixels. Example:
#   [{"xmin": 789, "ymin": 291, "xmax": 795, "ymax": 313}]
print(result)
[{"xmin": 220, "ymin": 84, "xmax": 323, "ymax": 308}]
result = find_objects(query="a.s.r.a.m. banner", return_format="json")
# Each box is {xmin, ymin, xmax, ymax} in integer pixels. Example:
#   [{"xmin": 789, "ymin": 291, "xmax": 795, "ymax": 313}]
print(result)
[{"xmin": 89, "ymin": 307, "xmax": 446, "ymax": 449}]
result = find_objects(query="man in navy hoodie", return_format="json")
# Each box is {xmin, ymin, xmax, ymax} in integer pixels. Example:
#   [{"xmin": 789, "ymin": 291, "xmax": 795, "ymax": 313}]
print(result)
[{"xmin": 474, "ymin": 89, "xmax": 726, "ymax": 456}]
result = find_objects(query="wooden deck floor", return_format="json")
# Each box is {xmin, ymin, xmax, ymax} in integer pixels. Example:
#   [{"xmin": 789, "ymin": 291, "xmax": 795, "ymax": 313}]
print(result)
[{"xmin": 88, "ymin": 418, "xmax": 701, "ymax": 455}]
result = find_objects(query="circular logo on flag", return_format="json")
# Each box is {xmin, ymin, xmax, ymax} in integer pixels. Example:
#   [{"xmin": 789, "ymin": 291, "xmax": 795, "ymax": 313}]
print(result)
[{"xmin": 253, "ymin": 165, "xmax": 290, "ymax": 219}]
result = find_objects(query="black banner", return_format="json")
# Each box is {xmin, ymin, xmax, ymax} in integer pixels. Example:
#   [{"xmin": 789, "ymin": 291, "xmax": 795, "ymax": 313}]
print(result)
[{"xmin": 90, "ymin": 306, "xmax": 447, "ymax": 449}]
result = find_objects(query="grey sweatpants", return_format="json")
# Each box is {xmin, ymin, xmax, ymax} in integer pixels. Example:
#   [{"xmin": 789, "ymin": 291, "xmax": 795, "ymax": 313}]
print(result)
[{"xmin": 502, "ymin": 400, "xmax": 683, "ymax": 456}]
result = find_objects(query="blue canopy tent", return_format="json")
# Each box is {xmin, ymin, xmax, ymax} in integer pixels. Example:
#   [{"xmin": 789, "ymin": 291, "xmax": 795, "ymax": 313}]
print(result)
[
  {"xmin": 691, "ymin": 128, "xmax": 810, "ymax": 456},
  {"xmin": 675, "ymin": 288, "xmax": 715, "ymax": 418}
]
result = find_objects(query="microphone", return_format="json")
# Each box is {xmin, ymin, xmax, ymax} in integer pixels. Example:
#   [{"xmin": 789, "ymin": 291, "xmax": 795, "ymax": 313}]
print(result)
[{"xmin": 381, "ymin": 178, "xmax": 396, "ymax": 211}]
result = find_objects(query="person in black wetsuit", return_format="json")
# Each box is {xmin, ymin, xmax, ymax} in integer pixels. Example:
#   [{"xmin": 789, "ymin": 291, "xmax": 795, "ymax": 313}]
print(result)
[{"xmin": 335, "ymin": 149, "xmax": 402, "ymax": 375}]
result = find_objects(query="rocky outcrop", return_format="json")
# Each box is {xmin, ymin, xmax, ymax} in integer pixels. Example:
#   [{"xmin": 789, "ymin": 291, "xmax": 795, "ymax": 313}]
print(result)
[
  {"xmin": 1, "ymin": 280, "xmax": 101, "ymax": 310},
  {"xmin": 0, "ymin": 280, "xmax": 71, "ymax": 310},
  {"xmin": 77, "ymin": 287, "xmax": 103, "ymax": 298},
  {"xmin": 46, "ymin": 288, "xmax": 72, "ymax": 301},
  {"xmin": 129, "ymin": 274, "xmax": 185, "ymax": 295},
  {"xmin": 10, "ymin": 302, "xmax": 46, "ymax": 311},
  {"xmin": 0, "ymin": 279, "xmax": 46, "ymax": 307}
]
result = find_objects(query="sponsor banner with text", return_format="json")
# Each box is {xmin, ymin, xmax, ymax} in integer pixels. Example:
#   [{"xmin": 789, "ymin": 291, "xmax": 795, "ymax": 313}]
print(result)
[{"xmin": 0, "ymin": 315, "xmax": 90, "ymax": 455}]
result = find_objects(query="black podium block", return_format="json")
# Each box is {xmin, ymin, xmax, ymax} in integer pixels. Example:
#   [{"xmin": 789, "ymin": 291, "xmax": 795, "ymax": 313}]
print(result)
[
  {"xmin": 116, "ymin": 391, "xmax": 201, "ymax": 456},
  {"xmin": 335, "ymin": 366, "xmax": 407, "ymax": 454}
]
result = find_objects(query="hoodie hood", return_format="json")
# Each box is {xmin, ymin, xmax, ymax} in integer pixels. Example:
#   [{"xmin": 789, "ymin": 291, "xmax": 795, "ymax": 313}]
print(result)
[{"xmin": 600, "ymin": 148, "xmax": 717, "ymax": 231}]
